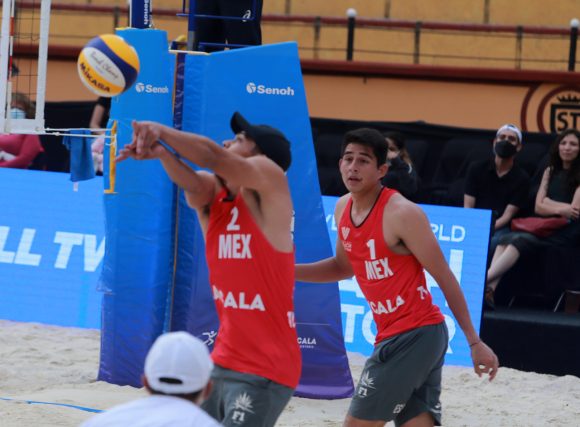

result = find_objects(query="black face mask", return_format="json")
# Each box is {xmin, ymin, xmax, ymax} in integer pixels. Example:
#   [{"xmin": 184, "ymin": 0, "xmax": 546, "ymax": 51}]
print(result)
[{"xmin": 494, "ymin": 140, "xmax": 518, "ymax": 158}]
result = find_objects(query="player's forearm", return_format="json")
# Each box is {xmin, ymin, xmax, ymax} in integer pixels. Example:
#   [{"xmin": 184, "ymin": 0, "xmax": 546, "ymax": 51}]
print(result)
[
  {"xmin": 296, "ymin": 258, "xmax": 352, "ymax": 283},
  {"xmin": 437, "ymin": 274, "xmax": 480, "ymax": 345},
  {"xmin": 159, "ymin": 148, "xmax": 206, "ymax": 194},
  {"xmin": 159, "ymin": 126, "xmax": 221, "ymax": 170}
]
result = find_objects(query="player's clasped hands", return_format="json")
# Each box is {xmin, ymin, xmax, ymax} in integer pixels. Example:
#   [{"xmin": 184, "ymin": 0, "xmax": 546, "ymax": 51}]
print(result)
[
  {"xmin": 471, "ymin": 340, "xmax": 499, "ymax": 381},
  {"xmin": 117, "ymin": 120, "xmax": 164, "ymax": 162}
]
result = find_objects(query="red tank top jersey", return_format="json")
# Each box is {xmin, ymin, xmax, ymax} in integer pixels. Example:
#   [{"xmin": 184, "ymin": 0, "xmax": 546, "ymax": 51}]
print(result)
[
  {"xmin": 338, "ymin": 187, "xmax": 444, "ymax": 345},
  {"xmin": 205, "ymin": 188, "xmax": 301, "ymax": 388}
]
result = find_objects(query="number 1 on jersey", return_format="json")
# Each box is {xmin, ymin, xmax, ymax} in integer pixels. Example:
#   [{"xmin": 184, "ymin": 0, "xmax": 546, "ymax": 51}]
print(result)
[{"xmin": 366, "ymin": 239, "xmax": 376, "ymax": 259}]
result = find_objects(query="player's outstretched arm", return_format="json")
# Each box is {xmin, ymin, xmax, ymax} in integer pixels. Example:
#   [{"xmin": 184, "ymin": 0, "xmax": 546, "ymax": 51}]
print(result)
[
  {"xmin": 131, "ymin": 120, "xmax": 285, "ymax": 194},
  {"xmin": 296, "ymin": 243, "xmax": 353, "ymax": 283},
  {"xmin": 296, "ymin": 195, "xmax": 354, "ymax": 283},
  {"xmin": 117, "ymin": 135, "xmax": 216, "ymax": 210},
  {"xmin": 390, "ymin": 199, "xmax": 499, "ymax": 381}
]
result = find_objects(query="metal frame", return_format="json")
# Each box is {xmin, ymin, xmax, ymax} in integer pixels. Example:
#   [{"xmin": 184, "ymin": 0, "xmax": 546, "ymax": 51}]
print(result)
[{"xmin": 0, "ymin": 0, "xmax": 51, "ymax": 134}]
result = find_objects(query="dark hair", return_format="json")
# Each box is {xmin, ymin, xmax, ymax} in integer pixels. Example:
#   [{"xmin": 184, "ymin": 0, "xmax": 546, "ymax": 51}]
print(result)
[
  {"xmin": 341, "ymin": 128, "xmax": 388, "ymax": 166},
  {"xmin": 11, "ymin": 92, "xmax": 34, "ymax": 118},
  {"xmin": 384, "ymin": 131, "xmax": 413, "ymax": 166},
  {"xmin": 548, "ymin": 128, "xmax": 580, "ymax": 192}
]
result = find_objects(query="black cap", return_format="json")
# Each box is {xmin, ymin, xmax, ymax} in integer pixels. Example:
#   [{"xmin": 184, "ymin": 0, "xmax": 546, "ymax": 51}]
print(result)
[{"xmin": 230, "ymin": 112, "xmax": 292, "ymax": 171}]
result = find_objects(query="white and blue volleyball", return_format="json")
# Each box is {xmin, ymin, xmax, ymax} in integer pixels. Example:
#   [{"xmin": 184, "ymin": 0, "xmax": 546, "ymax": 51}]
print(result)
[{"xmin": 77, "ymin": 34, "xmax": 140, "ymax": 97}]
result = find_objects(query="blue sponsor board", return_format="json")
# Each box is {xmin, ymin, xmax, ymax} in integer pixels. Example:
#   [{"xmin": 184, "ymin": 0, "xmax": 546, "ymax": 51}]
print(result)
[
  {"xmin": 0, "ymin": 169, "xmax": 104, "ymax": 328},
  {"xmin": 322, "ymin": 196, "xmax": 491, "ymax": 366},
  {"xmin": 0, "ymin": 174, "xmax": 490, "ymax": 368}
]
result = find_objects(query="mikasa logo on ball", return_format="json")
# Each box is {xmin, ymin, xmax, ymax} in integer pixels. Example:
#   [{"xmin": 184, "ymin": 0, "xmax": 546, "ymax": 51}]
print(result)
[
  {"xmin": 134, "ymin": 82, "xmax": 170, "ymax": 94},
  {"xmin": 245, "ymin": 82, "xmax": 295, "ymax": 96}
]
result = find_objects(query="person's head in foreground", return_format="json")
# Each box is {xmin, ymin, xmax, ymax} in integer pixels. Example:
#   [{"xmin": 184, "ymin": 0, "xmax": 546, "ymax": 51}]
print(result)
[
  {"xmin": 226, "ymin": 111, "xmax": 292, "ymax": 172},
  {"xmin": 339, "ymin": 128, "xmax": 389, "ymax": 192},
  {"xmin": 143, "ymin": 331, "xmax": 214, "ymax": 404},
  {"xmin": 494, "ymin": 124, "xmax": 523, "ymax": 159}
]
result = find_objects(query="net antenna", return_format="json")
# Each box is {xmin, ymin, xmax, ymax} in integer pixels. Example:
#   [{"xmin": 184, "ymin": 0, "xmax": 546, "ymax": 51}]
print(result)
[{"xmin": 0, "ymin": 0, "xmax": 51, "ymax": 135}]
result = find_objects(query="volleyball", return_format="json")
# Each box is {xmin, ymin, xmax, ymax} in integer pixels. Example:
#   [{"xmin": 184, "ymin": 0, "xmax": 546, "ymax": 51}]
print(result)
[{"xmin": 77, "ymin": 34, "xmax": 140, "ymax": 97}]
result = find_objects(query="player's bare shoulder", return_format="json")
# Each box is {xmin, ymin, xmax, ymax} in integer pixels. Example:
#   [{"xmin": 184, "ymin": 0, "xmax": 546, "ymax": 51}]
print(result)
[
  {"xmin": 383, "ymin": 193, "xmax": 428, "ymax": 234},
  {"xmin": 334, "ymin": 194, "xmax": 351, "ymax": 220},
  {"xmin": 385, "ymin": 192, "xmax": 421, "ymax": 217}
]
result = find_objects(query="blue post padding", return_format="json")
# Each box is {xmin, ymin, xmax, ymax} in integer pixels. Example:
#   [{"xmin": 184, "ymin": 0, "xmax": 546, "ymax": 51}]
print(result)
[
  {"xmin": 170, "ymin": 192, "xmax": 219, "ymax": 350},
  {"xmin": 97, "ymin": 29, "xmax": 176, "ymax": 387},
  {"xmin": 173, "ymin": 43, "xmax": 354, "ymax": 398}
]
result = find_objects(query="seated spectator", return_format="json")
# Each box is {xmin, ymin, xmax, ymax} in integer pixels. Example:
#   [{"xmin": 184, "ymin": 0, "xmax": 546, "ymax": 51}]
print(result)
[
  {"xmin": 485, "ymin": 129, "xmax": 580, "ymax": 308},
  {"xmin": 0, "ymin": 92, "xmax": 43, "ymax": 169},
  {"xmin": 81, "ymin": 331, "xmax": 220, "ymax": 427},
  {"xmin": 381, "ymin": 131, "xmax": 420, "ymax": 199},
  {"xmin": 464, "ymin": 124, "xmax": 530, "ymax": 260},
  {"xmin": 89, "ymin": 96, "xmax": 111, "ymax": 174}
]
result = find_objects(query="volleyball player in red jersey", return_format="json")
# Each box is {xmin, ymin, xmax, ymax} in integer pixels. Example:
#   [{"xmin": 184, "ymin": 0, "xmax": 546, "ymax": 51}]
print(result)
[
  {"xmin": 296, "ymin": 128, "xmax": 498, "ymax": 427},
  {"xmin": 118, "ymin": 112, "xmax": 301, "ymax": 427}
]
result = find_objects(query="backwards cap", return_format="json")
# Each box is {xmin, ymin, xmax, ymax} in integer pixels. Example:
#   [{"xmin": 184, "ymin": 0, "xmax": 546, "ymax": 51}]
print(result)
[
  {"xmin": 145, "ymin": 331, "xmax": 213, "ymax": 394},
  {"xmin": 496, "ymin": 124, "xmax": 523, "ymax": 144},
  {"xmin": 230, "ymin": 112, "xmax": 292, "ymax": 171}
]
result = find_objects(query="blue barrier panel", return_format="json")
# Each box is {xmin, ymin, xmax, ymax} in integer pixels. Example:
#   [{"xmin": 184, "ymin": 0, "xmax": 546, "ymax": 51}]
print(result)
[
  {"xmin": 0, "ymin": 169, "xmax": 103, "ymax": 328},
  {"xmin": 97, "ymin": 28, "xmax": 176, "ymax": 388},
  {"xmin": 322, "ymin": 196, "xmax": 492, "ymax": 367},
  {"xmin": 0, "ymin": 170, "xmax": 491, "ymax": 370},
  {"xmin": 175, "ymin": 42, "xmax": 354, "ymax": 398}
]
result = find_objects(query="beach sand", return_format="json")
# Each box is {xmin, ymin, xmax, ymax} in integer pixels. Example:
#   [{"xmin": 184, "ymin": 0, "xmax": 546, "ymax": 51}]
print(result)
[{"xmin": 1, "ymin": 320, "xmax": 579, "ymax": 426}]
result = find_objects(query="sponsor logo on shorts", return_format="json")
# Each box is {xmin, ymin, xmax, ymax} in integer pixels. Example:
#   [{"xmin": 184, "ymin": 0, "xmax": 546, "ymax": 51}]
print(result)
[
  {"xmin": 356, "ymin": 371, "xmax": 375, "ymax": 398},
  {"xmin": 393, "ymin": 403, "xmax": 406, "ymax": 414},
  {"xmin": 231, "ymin": 392, "xmax": 254, "ymax": 425}
]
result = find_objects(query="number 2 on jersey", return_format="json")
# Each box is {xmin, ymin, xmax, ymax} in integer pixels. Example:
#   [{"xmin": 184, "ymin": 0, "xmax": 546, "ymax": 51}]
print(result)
[{"xmin": 227, "ymin": 207, "xmax": 240, "ymax": 231}]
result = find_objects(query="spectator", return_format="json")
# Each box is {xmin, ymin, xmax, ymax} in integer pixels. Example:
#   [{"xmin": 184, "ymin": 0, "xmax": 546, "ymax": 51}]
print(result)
[
  {"xmin": 194, "ymin": 0, "xmax": 263, "ymax": 52},
  {"xmin": 464, "ymin": 124, "xmax": 530, "ymax": 260},
  {"xmin": 485, "ymin": 129, "xmax": 580, "ymax": 308},
  {"xmin": 0, "ymin": 92, "xmax": 43, "ymax": 169},
  {"xmin": 381, "ymin": 131, "xmax": 420, "ymax": 200},
  {"xmin": 81, "ymin": 331, "xmax": 220, "ymax": 427},
  {"xmin": 89, "ymin": 97, "xmax": 111, "ymax": 174}
]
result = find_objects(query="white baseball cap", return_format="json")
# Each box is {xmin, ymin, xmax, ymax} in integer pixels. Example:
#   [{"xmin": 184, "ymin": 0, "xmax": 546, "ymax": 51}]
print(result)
[
  {"xmin": 496, "ymin": 124, "xmax": 523, "ymax": 144},
  {"xmin": 144, "ymin": 331, "xmax": 213, "ymax": 394}
]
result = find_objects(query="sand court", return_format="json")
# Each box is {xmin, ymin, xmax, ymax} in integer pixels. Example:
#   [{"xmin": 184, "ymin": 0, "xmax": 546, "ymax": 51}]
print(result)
[{"xmin": 1, "ymin": 319, "xmax": 579, "ymax": 426}]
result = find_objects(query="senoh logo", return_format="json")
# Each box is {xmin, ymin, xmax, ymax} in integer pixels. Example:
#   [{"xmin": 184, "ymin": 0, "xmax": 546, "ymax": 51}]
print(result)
[
  {"xmin": 245, "ymin": 82, "xmax": 295, "ymax": 96},
  {"xmin": 135, "ymin": 82, "xmax": 170, "ymax": 94}
]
